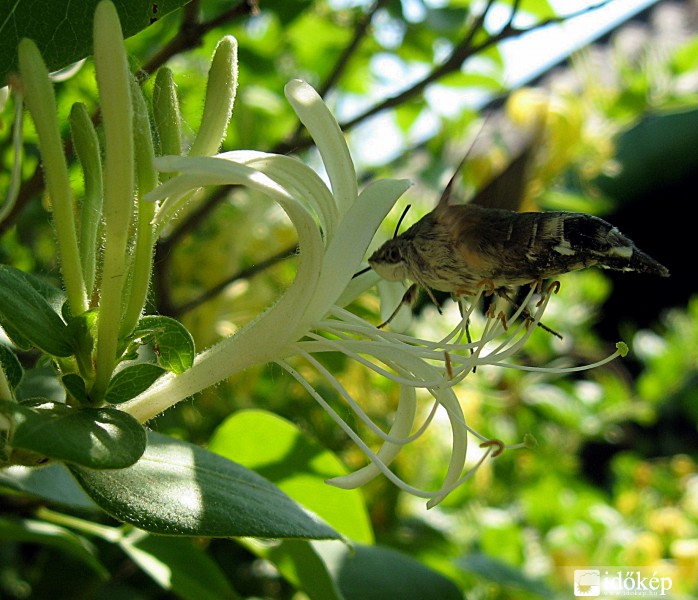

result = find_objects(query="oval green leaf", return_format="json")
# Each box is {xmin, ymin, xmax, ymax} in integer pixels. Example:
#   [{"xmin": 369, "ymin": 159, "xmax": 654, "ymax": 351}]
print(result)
[
  {"xmin": 105, "ymin": 363, "xmax": 166, "ymax": 404},
  {"xmin": 1, "ymin": 400, "xmax": 146, "ymax": 468},
  {"xmin": 70, "ymin": 431, "xmax": 341, "ymax": 540},
  {"xmin": 0, "ymin": 463, "xmax": 97, "ymax": 510},
  {"xmin": 62, "ymin": 373, "xmax": 89, "ymax": 404},
  {"xmin": 121, "ymin": 535, "xmax": 238, "ymax": 600},
  {"xmin": 0, "ymin": 0, "xmax": 192, "ymax": 85},
  {"xmin": 331, "ymin": 543, "xmax": 463, "ymax": 600},
  {"xmin": 132, "ymin": 315, "xmax": 195, "ymax": 374}
]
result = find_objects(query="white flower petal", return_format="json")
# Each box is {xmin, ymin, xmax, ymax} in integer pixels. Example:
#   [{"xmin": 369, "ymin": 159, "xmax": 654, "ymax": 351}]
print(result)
[
  {"xmin": 298, "ymin": 178, "xmax": 410, "ymax": 330},
  {"xmin": 327, "ymin": 384, "xmax": 417, "ymax": 489},
  {"xmin": 218, "ymin": 150, "xmax": 339, "ymax": 241},
  {"xmin": 284, "ymin": 79, "xmax": 357, "ymax": 217}
]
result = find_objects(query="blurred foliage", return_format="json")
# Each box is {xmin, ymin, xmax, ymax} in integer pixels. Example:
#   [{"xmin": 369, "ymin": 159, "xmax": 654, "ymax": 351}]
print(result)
[{"xmin": 1, "ymin": 0, "xmax": 698, "ymax": 598}]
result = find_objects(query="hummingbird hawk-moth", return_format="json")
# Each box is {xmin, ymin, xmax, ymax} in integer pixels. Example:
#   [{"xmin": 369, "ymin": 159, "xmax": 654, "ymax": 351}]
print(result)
[{"xmin": 367, "ymin": 130, "xmax": 670, "ymax": 327}]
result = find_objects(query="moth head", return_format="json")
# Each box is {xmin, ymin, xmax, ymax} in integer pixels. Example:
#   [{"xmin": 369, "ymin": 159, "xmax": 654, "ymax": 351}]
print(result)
[{"xmin": 368, "ymin": 240, "xmax": 410, "ymax": 282}]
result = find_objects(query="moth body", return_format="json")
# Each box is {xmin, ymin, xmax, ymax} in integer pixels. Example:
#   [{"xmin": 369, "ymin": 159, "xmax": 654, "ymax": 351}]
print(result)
[{"xmin": 369, "ymin": 203, "xmax": 669, "ymax": 297}]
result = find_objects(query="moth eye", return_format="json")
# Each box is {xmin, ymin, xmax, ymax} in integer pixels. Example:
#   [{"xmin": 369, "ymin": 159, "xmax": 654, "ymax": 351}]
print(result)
[{"xmin": 386, "ymin": 246, "xmax": 402, "ymax": 263}]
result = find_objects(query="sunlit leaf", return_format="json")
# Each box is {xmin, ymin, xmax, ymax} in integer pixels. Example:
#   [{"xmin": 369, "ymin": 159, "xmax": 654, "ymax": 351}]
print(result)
[
  {"xmin": 209, "ymin": 409, "xmax": 373, "ymax": 544},
  {"xmin": 70, "ymin": 431, "xmax": 342, "ymax": 539}
]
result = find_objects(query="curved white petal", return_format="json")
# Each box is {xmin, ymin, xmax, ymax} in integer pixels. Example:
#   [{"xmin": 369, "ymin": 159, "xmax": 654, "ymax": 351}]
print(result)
[
  {"xmin": 218, "ymin": 150, "xmax": 339, "ymax": 241},
  {"xmin": 297, "ymin": 178, "xmax": 410, "ymax": 336},
  {"xmin": 284, "ymin": 79, "xmax": 357, "ymax": 217},
  {"xmin": 327, "ymin": 384, "xmax": 417, "ymax": 489},
  {"xmin": 119, "ymin": 158, "xmax": 324, "ymax": 423}
]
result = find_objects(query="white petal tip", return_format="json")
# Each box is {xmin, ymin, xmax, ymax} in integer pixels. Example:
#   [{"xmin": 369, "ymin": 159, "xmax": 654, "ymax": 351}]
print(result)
[{"xmin": 284, "ymin": 79, "xmax": 318, "ymax": 105}]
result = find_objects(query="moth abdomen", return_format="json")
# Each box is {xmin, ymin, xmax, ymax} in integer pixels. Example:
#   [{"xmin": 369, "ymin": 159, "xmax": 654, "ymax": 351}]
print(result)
[{"xmin": 546, "ymin": 212, "xmax": 669, "ymax": 278}]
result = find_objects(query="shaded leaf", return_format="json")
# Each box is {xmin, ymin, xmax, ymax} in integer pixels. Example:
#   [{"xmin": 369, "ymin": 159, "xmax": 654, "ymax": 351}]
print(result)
[
  {"xmin": 320, "ymin": 542, "xmax": 463, "ymax": 600},
  {"xmin": 1, "ymin": 400, "xmax": 146, "ymax": 468},
  {"xmin": 62, "ymin": 374, "xmax": 89, "ymax": 404},
  {"xmin": 0, "ymin": 516, "xmax": 108, "ymax": 579},
  {"xmin": 105, "ymin": 363, "xmax": 166, "ymax": 404},
  {"xmin": 0, "ymin": 0, "xmax": 191, "ymax": 85},
  {"xmin": 121, "ymin": 534, "xmax": 240, "ymax": 600},
  {"xmin": 256, "ymin": 539, "xmax": 343, "ymax": 600},
  {"xmin": 459, "ymin": 553, "xmax": 555, "ymax": 599},
  {"xmin": 0, "ymin": 463, "xmax": 97, "ymax": 510},
  {"xmin": 0, "ymin": 266, "xmax": 74, "ymax": 356},
  {"xmin": 70, "ymin": 431, "xmax": 342, "ymax": 539},
  {"xmin": 0, "ymin": 344, "xmax": 23, "ymax": 390}
]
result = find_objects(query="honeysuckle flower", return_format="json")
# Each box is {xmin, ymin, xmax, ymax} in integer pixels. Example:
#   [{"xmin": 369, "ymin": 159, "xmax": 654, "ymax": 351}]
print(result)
[{"xmin": 118, "ymin": 79, "xmax": 626, "ymax": 507}]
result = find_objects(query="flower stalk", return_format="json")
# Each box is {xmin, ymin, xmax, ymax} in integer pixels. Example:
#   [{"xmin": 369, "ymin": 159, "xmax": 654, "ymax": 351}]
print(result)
[
  {"xmin": 119, "ymin": 77, "xmax": 158, "ymax": 339},
  {"xmin": 91, "ymin": 0, "xmax": 135, "ymax": 398},
  {"xmin": 70, "ymin": 102, "xmax": 103, "ymax": 299},
  {"xmin": 18, "ymin": 39, "xmax": 88, "ymax": 315}
]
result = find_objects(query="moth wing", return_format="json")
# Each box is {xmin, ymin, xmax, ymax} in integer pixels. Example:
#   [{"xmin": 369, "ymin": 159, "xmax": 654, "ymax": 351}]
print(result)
[
  {"xmin": 467, "ymin": 143, "xmax": 534, "ymax": 211},
  {"xmin": 438, "ymin": 116, "xmax": 545, "ymax": 213}
]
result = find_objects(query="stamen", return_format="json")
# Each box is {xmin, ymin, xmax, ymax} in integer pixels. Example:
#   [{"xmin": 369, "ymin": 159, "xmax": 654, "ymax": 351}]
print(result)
[{"xmin": 479, "ymin": 438, "xmax": 505, "ymax": 458}]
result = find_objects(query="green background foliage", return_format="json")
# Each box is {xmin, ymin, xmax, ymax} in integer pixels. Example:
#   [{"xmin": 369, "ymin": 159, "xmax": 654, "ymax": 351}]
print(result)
[{"xmin": 1, "ymin": 0, "xmax": 697, "ymax": 598}]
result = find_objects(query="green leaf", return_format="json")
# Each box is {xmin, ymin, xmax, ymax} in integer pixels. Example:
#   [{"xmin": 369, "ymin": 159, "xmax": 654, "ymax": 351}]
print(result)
[
  {"xmin": 0, "ymin": 516, "xmax": 108, "ymax": 579},
  {"xmin": 1, "ymin": 400, "xmax": 146, "ymax": 468},
  {"xmin": 320, "ymin": 542, "xmax": 463, "ymax": 600},
  {"xmin": 518, "ymin": 0, "xmax": 556, "ymax": 20},
  {"xmin": 255, "ymin": 539, "xmax": 343, "ymax": 600},
  {"xmin": 209, "ymin": 409, "xmax": 373, "ymax": 543},
  {"xmin": 70, "ymin": 431, "xmax": 342, "ymax": 539},
  {"xmin": 15, "ymin": 365, "xmax": 66, "ymax": 404},
  {"xmin": 672, "ymin": 37, "xmax": 698, "ymax": 74},
  {"xmin": 0, "ymin": 344, "xmax": 23, "ymax": 390},
  {"xmin": 395, "ymin": 101, "xmax": 426, "ymax": 134},
  {"xmin": 424, "ymin": 7, "xmax": 470, "ymax": 33},
  {"xmin": 0, "ymin": 0, "xmax": 192, "ymax": 85},
  {"xmin": 62, "ymin": 373, "xmax": 89, "ymax": 404},
  {"xmin": 0, "ymin": 266, "xmax": 74, "ymax": 356},
  {"xmin": 132, "ymin": 315, "xmax": 195, "ymax": 374},
  {"xmin": 105, "ymin": 363, "xmax": 166, "ymax": 404},
  {"xmin": 120, "ymin": 534, "xmax": 240, "ymax": 600},
  {"xmin": 459, "ymin": 553, "xmax": 555, "ymax": 599},
  {"xmin": 0, "ymin": 463, "xmax": 97, "ymax": 510}
]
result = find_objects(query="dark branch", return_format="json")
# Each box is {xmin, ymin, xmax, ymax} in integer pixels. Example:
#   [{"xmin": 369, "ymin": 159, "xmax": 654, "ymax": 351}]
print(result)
[
  {"xmin": 173, "ymin": 244, "xmax": 298, "ymax": 317},
  {"xmin": 336, "ymin": 0, "xmax": 613, "ymax": 133},
  {"xmin": 139, "ymin": 0, "xmax": 258, "ymax": 78}
]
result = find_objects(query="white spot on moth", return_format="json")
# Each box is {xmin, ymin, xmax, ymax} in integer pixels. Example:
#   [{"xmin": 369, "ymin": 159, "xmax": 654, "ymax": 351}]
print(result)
[
  {"xmin": 609, "ymin": 245, "xmax": 633, "ymax": 258},
  {"xmin": 553, "ymin": 242, "xmax": 576, "ymax": 256}
]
